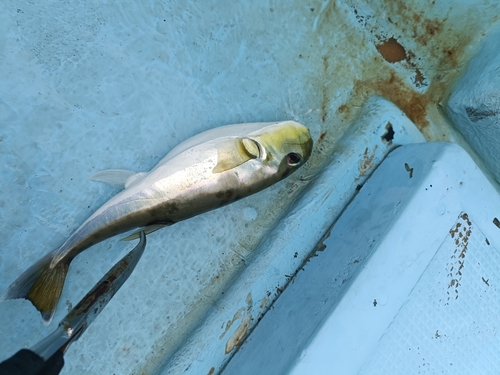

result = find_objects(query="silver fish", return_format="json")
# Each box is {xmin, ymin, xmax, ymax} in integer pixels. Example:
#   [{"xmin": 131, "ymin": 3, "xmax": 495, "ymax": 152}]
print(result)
[{"xmin": 1, "ymin": 120, "xmax": 313, "ymax": 322}]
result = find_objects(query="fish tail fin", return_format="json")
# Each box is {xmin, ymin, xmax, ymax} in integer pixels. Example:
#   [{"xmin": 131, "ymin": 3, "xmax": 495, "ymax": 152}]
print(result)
[{"xmin": 1, "ymin": 250, "xmax": 70, "ymax": 324}]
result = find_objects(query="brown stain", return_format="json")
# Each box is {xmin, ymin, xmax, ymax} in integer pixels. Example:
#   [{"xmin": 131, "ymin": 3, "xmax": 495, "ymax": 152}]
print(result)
[
  {"xmin": 321, "ymin": 0, "xmax": 337, "ymax": 22},
  {"xmin": 208, "ymin": 368, "xmax": 215, "ymax": 375},
  {"xmin": 376, "ymin": 37, "xmax": 407, "ymax": 63},
  {"xmin": 318, "ymin": 131, "xmax": 327, "ymax": 143},
  {"xmin": 424, "ymin": 18, "xmax": 444, "ymax": 37},
  {"xmin": 337, "ymin": 104, "xmax": 348, "ymax": 114},
  {"xmin": 321, "ymin": 56, "xmax": 329, "ymax": 123},
  {"xmin": 414, "ymin": 68, "xmax": 425, "ymax": 87},
  {"xmin": 442, "ymin": 48, "xmax": 458, "ymax": 68}
]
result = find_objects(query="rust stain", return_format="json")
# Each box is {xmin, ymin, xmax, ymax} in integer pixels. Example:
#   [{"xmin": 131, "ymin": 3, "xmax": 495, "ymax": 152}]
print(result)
[
  {"xmin": 318, "ymin": 131, "xmax": 327, "ymax": 143},
  {"xmin": 414, "ymin": 68, "xmax": 425, "ymax": 87},
  {"xmin": 355, "ymin": 71, "xmax": 438, "ymax": 129},
  {"xmin": 382, "ymin": 2, "xmax": 455, "ymax": 65},
  {"xmin": 208, "ymin": 367, "xmax": 215, "ymax": 375},
  {"xmin": 424, "ymin": 18, "xmax": 444, "ymax": 38},
  {"xmin": 308, "ymin": 1, "xmax": 490, "ymax": 150},
  {"xmin": 376, "ymin": 37, "xmax": 407, "ymax": 63}
]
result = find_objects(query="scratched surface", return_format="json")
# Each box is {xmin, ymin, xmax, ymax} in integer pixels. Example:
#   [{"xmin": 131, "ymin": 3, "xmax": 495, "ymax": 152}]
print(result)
[{"xmin": 1, "ymin": 0, "xmax": 500, "ymax": 374}]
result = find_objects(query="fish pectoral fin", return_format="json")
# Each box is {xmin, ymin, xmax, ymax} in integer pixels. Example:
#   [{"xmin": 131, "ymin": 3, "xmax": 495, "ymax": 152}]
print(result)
[
  {"xmin": 121, "ymin": 224, "xmax": 168, "ymax": 241},
  {"xmin": 89, "ymin": 169, "xmax": 148, "ymax": 189},
  {"xmin": 212, "ymin": 138, "xmax": 258, "ymax": 173}
]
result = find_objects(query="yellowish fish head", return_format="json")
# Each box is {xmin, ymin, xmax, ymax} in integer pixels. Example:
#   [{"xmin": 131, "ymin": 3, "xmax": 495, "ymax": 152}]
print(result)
[{"xmin": 246, "ymin": 120, "xmax": 313, "ymax": 178}]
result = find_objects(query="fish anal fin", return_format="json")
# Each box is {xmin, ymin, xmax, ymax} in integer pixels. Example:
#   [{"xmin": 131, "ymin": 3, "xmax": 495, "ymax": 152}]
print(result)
[
  {"xmin": 1, "ymin": 251, "xmax": 70, "ymax": 324},
  {"xmin": 121, "ymin": 224, "xmax": 168, "ymax": 241}
]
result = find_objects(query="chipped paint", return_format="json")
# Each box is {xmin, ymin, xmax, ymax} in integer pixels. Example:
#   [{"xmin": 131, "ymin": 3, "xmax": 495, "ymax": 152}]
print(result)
[
  {"xmin": 445, "ymin": 212, "xmax": 472, "ymax": 304},
  {"xmin": 376, "ymin": 37, "xmax": 407, "ymax": 63},
  {"xmin": 493, "ymin": 217, "xmax": 500, "ymax": 229},
  {"xmin": 220, "ymin": 293, "xmax": 253, "ymax": 354},
  {"xmin": 359, "ymin": 146, "xmax": 377, "ymax": 177},
  {"xmin": 381, "ymin": 123, "xmax": 395, "ymax": 146},
  {"xmin": 259, "ymin": 297, "xmax": 269, "ymax": 309},
  {"xmin": 225, "ymin": 316, "xmax": 251, "ymax": 354},
  {"xmin": 405, "ymin": 163, "xmax": 414, "ymax": 178}
]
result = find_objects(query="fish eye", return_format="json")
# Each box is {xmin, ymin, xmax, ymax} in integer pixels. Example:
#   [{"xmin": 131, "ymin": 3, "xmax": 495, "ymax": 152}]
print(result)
[{"xmin": 286, "ymin": 152, "xmax": 302, "ymax": 166}]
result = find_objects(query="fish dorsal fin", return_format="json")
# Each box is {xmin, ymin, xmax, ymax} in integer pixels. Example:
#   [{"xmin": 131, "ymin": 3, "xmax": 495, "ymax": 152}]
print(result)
[
  {"xmin": 89, "ymin": 169, "xmax": 148, "ymax": 189},
  {"xmin": 212, "ymin": 138, "xmax": 260, "ymax": 173}
]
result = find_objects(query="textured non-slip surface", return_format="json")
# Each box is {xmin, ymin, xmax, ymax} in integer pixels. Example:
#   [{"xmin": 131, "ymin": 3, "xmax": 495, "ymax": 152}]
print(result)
[{"xmin": 359, "ymin": 213, "xmax": 500, "ymax": 374}]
